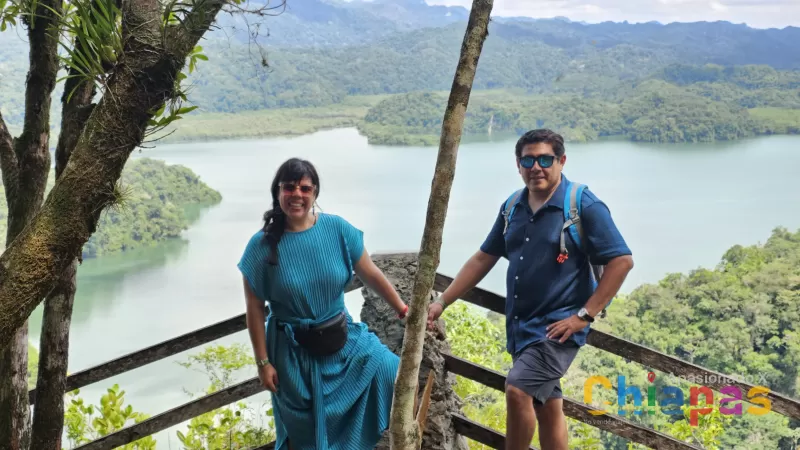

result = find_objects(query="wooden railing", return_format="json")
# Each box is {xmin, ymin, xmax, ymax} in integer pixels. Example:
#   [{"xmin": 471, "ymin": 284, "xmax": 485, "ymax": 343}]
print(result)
[{"xmin": 38, "ymin": 253, "xmax": 800, "ymax": 449}]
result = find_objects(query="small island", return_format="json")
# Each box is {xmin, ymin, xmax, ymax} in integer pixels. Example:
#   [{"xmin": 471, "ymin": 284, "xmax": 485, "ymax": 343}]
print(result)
[{"xmin": 0, "ymin": 158, "xmax": 222, "ymax": 258}]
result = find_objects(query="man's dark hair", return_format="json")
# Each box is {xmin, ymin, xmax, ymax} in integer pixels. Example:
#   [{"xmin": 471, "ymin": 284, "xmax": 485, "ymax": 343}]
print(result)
[{"xmin": 515, "ymin": 129, "xmax": 565, "ymax": 158}]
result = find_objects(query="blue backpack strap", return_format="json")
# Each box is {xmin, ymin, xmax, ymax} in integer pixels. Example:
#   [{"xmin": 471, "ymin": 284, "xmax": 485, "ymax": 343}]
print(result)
[
  {"xmin": 570, "ymin": 182, "xmax": 588, "ymax": 247},
  {"xmin": 558, "ymin": 181, "xmax": 586, "ymax": 262},
  {"xmin": 502, "ymin": 188, "xmax": 524, "ymax": 235},
  {"xmin": 561, "ymin": 181, "xmax": 610, "ymax": 316}
]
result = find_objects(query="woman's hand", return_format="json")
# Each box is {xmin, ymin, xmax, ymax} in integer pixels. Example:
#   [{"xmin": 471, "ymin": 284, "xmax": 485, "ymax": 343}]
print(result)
[
  {"xmin": 397, "ymin": 303, "xmax": 409, "ymax": 320},
  {"xmin": 258, "ymin": 363, "xmax": 279, "ymax": 393}
]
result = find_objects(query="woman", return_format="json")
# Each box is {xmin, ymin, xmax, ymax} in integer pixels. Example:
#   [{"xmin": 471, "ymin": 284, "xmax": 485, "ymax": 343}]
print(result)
[{"xmin": 238, "ymin": 157, "xmax": 407, "ymax": 450}]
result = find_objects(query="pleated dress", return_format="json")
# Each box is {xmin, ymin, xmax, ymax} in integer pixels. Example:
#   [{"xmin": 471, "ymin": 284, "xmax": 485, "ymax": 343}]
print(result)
[{"xmin": 237, "ymin": 212, "xmax": 400, "ymax": 450}]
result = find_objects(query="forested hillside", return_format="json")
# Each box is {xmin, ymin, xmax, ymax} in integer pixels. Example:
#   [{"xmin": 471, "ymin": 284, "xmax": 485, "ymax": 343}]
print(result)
[
  {"xmin": 358, "ymin": 64, "xmax": 800, "ymax": 144},
  {"xmin": 0, "ymin": 158, "xmax": 222, "ymax": 258},
  {"xmin": 446, "ymin": 226, "xmax": 800, "ymax": 449},
  {"xmin": 167, "ymin": 19, "xmax": 800, "ymax": 114},
  {"xmin": 2, "ymin": 1, "xmax": 800, "ymax": 130}
]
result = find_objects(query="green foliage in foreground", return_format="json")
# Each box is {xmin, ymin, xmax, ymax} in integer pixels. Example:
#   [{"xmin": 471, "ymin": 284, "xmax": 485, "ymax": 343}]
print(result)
[
  {"xmin": 358, "ymin": 64, "xmax": 800, "ymax": 146},
  {"xmin": 0, "ymin": 158, "xmax": 222, "ymax": 258},
  {"xmin": 175, "ymin": 344, "xmax": 275, "ymax": 449},
  {"xmin": 443, "ymin": 226, "xmax": 800, "ymax": 449},
  {"xmin": 64, "ymin": 385, "xmax": 157, "ymax": 449},
  {"xmin": 58, "ymin": 343, "xmax": 275, "ymax": 449}
]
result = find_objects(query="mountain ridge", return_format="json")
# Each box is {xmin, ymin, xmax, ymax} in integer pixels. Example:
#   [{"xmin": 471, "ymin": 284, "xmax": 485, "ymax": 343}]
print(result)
[{"xmin": 1, "ymin": 0, "xmax": 799, "ymax": 129}]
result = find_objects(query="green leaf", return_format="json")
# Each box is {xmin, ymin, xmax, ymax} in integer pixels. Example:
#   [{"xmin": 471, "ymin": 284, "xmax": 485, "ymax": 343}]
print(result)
[{"xmin": 176, "ymin": 105, "xmax": 198, "ymax": 115}]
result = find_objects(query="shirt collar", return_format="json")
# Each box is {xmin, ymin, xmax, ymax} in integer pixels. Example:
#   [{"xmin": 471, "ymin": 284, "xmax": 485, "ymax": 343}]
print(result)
[{"xmin": 517, "ymin": 174, "xmax": 569, "ymax": 211}]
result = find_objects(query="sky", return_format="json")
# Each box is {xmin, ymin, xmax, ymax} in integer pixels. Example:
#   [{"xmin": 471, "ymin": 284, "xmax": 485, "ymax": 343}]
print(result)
[{"xmin": 426, "ymin": 0, "xmax": 800, "ymax": 29}]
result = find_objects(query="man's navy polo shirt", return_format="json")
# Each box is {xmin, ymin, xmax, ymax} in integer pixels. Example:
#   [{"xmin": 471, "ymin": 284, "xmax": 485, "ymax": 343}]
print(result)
[{"xmin": 480, "ymin": 174, "xmax": 631, "ymax": 357}]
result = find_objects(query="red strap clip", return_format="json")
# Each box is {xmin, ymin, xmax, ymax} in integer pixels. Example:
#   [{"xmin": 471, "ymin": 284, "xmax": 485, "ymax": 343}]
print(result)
[{"xmin": 556, "ymin": 253, "xmax": 568, "ymax": 263}]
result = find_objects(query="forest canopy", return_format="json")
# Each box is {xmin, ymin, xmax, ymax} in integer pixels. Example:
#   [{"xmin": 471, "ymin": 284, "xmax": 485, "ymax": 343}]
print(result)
[{"xmin": 358, "ymin": 64, "xmax": 800, "ymax": 145}]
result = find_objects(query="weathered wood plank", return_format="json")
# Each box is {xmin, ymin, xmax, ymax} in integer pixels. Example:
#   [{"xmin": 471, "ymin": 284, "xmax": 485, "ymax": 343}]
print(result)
[
  {"xmin": 29, "ymin": 312, "xmax": 248, "ymax": 405},
  {"xmin": 28, "ymin": 278, "xmax": 364, "ymax": 404},
  {"xmin": 73, "ymin": 377, "xmax": 264, "ymax": 450},
  {"xmin": 443, "ymin": 353, "xmax": 702, "ymax": 450},
  {"xmin": 434, "ymin": 273, "xmax": 502, "ymax": 314},
  {"xmin": 434, "ymin": 272, "xmax": 800, "ymax": 421},
  {"xmin": 452, "ymin": 414, "xmax": 537, "ymax": 449}
]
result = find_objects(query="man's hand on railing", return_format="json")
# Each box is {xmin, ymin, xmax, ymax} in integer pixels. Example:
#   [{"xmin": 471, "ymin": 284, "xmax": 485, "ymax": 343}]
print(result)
[{"xmin": 427, "ymin": 303, "xmax": 443, "ymax": 331}]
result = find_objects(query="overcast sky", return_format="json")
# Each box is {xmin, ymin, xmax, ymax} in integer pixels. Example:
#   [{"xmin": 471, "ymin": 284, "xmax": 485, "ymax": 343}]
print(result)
[{"xmin": 426, "ymin": 0, "xmax": 800, "ymax": 29}]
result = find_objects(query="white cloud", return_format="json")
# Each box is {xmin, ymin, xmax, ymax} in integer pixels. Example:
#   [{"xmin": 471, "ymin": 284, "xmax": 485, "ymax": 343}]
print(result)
[
  {"xmin": 710, "ymin": 1, "xmax": 729, "ymax": 12},
  {"xmin": 427, "ymin": 0, "xmax": 800, "ymax": 29}
]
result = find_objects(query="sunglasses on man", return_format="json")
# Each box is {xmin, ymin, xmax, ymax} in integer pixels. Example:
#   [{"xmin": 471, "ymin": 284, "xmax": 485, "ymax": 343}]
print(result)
[
  {"xmin": 280, "ymin": 182, "xmax": 315, "ymax": 194},
  {"xmin": 519, "ymin": 154, "xmax": 556, "ymax": 169}
]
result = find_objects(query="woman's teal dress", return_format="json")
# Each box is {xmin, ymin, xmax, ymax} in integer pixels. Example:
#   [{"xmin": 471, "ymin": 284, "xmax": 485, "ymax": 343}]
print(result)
[{"xmin": 237, "ymin": 213, "xmax": 400, "ymax": 450}]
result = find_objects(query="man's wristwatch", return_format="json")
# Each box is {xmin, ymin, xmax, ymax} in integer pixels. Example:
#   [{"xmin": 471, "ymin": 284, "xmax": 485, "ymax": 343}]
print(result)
[
  {"xmin": 577, "ymin": 307, "xmax": 595, "ymax": 323},
  {"xmin": 433, "ymin": 294, "xmax": 449, "ymax": 311}
]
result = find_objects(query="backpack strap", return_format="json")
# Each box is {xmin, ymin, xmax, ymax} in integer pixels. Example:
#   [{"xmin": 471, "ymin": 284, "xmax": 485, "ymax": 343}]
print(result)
[
  {"xmin": 557, "ymin": 181, "xmax": 587, "ymax": 262},
  {"xmin": 560, "ymin": 181, "xmax": 610, "ymax": 317},
  {"xmin": 502, "ymin": 188, "xmax": 524, "ymax": 235}
]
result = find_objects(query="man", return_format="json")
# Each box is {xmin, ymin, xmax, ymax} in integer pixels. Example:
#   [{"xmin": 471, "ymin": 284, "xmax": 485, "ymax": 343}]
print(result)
[{"xmin": 427, "ymin": 129, "xmax": 633, "ymax": 450}]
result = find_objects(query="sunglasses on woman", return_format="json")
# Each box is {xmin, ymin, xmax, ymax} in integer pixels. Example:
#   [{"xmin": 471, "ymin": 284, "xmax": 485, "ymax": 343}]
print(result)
[
  {"xmin": 280, "ymin": 182, "xmax": 315, "ymax": 194},
  {"xmin": 519, "ymin": 154, "xmax": 555, "ymax": 169}
]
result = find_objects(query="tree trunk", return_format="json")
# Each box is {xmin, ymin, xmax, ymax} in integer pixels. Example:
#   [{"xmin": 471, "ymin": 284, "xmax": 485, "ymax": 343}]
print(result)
[
  {"xmin": 0, "ymin": 0, "xmax": 225, "ymax": 344},
  {"xmin": 30, "ymin": 74, "xmax": 96, "ymax": 450},
  {"xmin": 0, "ymin": 0, "xmax": 62, "ymax": 446},
  {"xmin": 388, "ymin": 1, "xmax": 493, "ymax": 449}
]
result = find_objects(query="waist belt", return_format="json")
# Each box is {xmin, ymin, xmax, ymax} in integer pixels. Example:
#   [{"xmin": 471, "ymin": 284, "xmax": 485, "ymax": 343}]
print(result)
[{"xmin": 274, "ymin": 312, "xmax": 349, "ymax": 449}]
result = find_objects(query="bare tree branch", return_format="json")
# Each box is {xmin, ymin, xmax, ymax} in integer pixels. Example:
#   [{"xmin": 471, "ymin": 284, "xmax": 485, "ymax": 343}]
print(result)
[
  {"xmin": 30, "ymin": 59, "xmax": 97, "ymax": 450},
  {"xmin": 55, "ymin": 83, "xmax": 97, "ymax": 179},
  {"xmin": 166, "ymin": 0, "xmax": 226, "ymax": 56},
  {"xmin": 0, "ymin": 109, "xmax": 18, "ymax": 203},
  {"xmin": 0, "ymin": 0, "xmax": 63, "ymax": 447}
]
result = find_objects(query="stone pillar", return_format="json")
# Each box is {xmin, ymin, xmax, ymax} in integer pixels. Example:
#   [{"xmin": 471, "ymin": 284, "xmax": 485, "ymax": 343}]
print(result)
[{"xmin": 360, "ymin": 253, "xmax": 469, "ymax": 450}]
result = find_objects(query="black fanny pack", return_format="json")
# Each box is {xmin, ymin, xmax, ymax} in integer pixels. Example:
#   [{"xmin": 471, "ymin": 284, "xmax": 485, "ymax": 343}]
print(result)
[{"xmin": 293, "ymin": 312, "xmax": 348, "ymax": 357}]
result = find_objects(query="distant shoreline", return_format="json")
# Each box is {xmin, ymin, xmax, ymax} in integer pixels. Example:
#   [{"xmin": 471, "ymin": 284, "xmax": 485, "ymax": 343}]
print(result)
[{"xmin": 157, "ymin": 98, "xmax": 800, "ymax": 147}]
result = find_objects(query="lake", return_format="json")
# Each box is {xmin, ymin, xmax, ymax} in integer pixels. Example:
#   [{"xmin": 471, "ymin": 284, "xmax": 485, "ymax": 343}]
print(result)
[{"xmin": 27, "ymin": 128, "xmax": 800, "ymax": 447}]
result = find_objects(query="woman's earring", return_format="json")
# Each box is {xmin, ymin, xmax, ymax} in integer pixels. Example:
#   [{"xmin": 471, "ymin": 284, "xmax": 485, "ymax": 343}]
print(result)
[{"xmin": 312, "ymin": 203, "xmax": 316, "ymax": 215}]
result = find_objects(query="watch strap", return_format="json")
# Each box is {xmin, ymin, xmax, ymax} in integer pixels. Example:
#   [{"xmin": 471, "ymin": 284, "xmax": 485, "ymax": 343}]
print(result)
[{"xmin": 433, "ymin": 295, "xmax": 449, "ymax": 311}]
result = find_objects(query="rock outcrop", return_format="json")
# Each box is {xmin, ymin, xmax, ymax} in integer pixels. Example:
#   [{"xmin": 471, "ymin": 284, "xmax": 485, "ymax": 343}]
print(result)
[{"xmin": 360, "ymin": 252, "xmax": 469, "ymax": 450}]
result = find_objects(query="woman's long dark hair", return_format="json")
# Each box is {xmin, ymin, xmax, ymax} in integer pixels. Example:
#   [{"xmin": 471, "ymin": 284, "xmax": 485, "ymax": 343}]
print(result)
[{"xmin": 262, "ymin": 158, "xmax": 320, "ymax": 265}]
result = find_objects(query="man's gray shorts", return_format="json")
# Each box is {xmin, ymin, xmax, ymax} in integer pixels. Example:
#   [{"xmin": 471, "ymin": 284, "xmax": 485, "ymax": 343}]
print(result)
[{"xmin": 506, "ymin": 339, "xmax": 580, "ymax": 406}]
